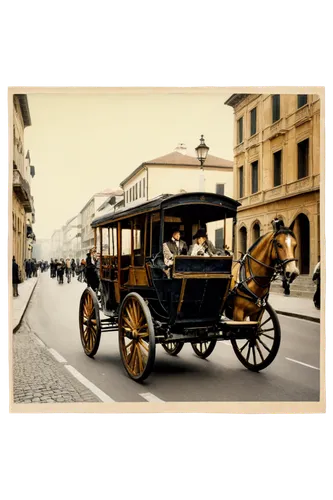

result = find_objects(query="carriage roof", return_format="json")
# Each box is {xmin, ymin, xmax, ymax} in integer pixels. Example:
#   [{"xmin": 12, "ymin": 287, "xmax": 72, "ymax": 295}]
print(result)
[{"xmin": 91, "ymin": 192, "xmax": 240, "ymax": 228}]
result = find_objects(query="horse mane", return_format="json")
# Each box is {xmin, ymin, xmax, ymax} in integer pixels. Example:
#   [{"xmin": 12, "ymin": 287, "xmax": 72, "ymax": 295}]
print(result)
[{"xmin": 247, "ymin": 228, "xmax": 296, "ymax": 254}]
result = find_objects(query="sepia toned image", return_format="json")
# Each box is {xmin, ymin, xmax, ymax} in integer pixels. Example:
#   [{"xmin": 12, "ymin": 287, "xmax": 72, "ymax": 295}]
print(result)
[{"xmin": 9, "ymin": 88, "xmax": 324, "ymax": 412}]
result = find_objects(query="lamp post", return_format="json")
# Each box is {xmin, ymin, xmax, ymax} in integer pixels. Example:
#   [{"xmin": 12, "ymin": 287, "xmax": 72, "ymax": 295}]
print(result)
[{"xmin": 195, "ymin": 134, "xmax": 209, "ymax": 191}]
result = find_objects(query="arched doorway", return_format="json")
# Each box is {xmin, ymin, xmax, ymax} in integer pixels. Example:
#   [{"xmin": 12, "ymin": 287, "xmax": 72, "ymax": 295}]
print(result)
[
  {"xmin": 239, "ymin": 226, "xmax": 247, "ymax": 256},
  {"xmin": 252, "ymin": 222, "xmax": 260, "ymax": 243},
  {"xmin": 291, "ymin": 213, "xmax": 310, "ymax": 274}
]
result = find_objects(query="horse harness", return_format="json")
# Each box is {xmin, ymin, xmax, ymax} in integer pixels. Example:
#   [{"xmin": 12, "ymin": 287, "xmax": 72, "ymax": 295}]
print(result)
[{"xmin": 229, "ymin": 232, "xmax": 297, "ymax": 308}]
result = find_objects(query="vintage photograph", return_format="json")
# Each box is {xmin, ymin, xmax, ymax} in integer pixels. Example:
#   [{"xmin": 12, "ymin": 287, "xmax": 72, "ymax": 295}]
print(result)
[{"xmin": 9, "ymin": 88, "xmax": 323, "ymax": 410}]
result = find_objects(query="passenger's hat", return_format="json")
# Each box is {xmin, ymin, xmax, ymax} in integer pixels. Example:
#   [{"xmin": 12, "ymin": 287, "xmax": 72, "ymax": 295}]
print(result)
[
  {"xmin": 171, "ymin": 226, "xmax": 180, "ymax": 234},
  {"xmin": 193, "ymin": 228, "xmax": 207, "ymax": 239}
]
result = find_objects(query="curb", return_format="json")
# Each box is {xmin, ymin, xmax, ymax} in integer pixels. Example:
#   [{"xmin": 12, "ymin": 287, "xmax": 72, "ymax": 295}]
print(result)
[
  {"xmin": 275, "ymin": 309, "xmax": 320, "ymax": 324},
  {"xmin": 13, "ymin": 278, "xmax": 39, "ymax": 333}
]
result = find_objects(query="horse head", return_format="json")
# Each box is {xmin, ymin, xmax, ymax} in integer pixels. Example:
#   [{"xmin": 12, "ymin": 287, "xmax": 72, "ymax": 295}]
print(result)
[{"xmin": 271, "ymin": 226, "xmax": 299, "ymax": 283}]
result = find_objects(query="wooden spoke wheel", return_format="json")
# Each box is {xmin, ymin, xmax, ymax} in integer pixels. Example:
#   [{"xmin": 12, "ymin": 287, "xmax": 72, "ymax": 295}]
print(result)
[
  {"xmin": 119, "ymin": 293, "xmax": 155, "ymax": 382},
  {"xmin": 79, "ymin": 288, "xmax": 101, "ymax": 358},
  {"xmin": 191, "ymin": 340, "xmax": 217, "ymax": 359},
  {"xmin": 162, "ymin": 341, "xmax": 184, "ymax": 356},
  {"xmin": 231, "ymin": 302, "xmax": 281, "ymax": 372}
]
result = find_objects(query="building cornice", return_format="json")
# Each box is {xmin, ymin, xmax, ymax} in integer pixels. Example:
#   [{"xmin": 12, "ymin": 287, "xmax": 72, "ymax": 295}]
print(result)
[
  {"xmin": 224, "ymin": 94, "xmax": 250, "ymax": 108},
  {"xmin": 16, "ymin": 95, "xmax": 32, "ymax": 127}
]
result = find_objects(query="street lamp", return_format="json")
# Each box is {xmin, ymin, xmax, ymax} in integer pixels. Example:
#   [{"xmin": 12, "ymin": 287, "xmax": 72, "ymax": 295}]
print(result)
[{"xmin": 195, "ymin": 134, "xmax": 209, "ymax": 191}]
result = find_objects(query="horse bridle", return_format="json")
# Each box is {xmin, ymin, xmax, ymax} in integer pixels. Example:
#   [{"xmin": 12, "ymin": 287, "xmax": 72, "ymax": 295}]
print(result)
[{"xmin": 231, "ymin": 233, "xmax": 297, "ymax": 308}]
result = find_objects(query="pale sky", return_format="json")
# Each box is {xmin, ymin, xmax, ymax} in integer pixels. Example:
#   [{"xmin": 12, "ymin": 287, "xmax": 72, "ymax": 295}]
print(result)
[{"xmin": 24, "ymin": 92, "xmax": 234, "ymax": 239}]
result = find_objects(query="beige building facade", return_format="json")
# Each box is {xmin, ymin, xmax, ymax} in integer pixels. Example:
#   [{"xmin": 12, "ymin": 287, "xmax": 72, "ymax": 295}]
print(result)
[
  {"xmin": 225, "ymin": 93, "xmax": 320, "ymax": 275},
  {"xmin": 120, "ymin": 147, "xmax": 234, "ymax": 248},
  {"xmin": 12, "ymin": 95, "xmax": 35, "ymax": 277}
]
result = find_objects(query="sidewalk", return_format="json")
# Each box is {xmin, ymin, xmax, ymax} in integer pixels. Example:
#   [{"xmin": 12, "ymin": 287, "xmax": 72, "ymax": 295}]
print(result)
[
  {"xmin": 269, "ymin": 293, "xmax": 321, "ymax": 323},
  {"xmin": 13, "ymin": 322, "xmax": 100, "ymax": 404},
  {"xmin": 12, "ymin": 277, "xmax": 38, "ymax": 332}
]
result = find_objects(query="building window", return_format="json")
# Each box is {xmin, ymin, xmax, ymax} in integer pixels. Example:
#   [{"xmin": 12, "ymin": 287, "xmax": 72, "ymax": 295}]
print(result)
[
  {"xmin": 239, "ymin": 166, "xmax": 244, "ymax": 198},
  {"xmin": 216, "ymin": 183, "xmax": 225, "ymax": 195},
  {"xmin": 273, "ymin": 150, "xmax": 282, "ymax": 187},
  {"xmin": 252, "ymin": 222, "xmax": 260, "ymax": 243},
  {"xmin": 272, "ymin": 95, "xmax": 280, "ymax": 123},
  {"xmin": 250, "ymin": 107, "xmax": 257, "ymax": 136},
  {"xmin": 129, "ymin": 188, "xmax": 132, "ymax": 202},
  {"xmin": 237, "ymin": 117, "xmax": 243, "ymax": 144},
  {"xmin": 139, "ymin": 180, "xmax": 142, "ymax": 198},
  {"xmin": 215, "ymin": 228, "xmax": 224, "ymax": 249},
  {"xmin": 143, "ymin": 177, "xmax": 146, "ymax": 198},
  {"xmin": 298, "ymin": 138, "xmax": 309, "ymax": 179},
  {"xmin": 135, "ymin": 182, "xmax": 138, "ymax": 200},
  {"xmin": 297, "ymin": 95, "xmax": 307, "ymax": 108},
  {"xmin": 251, "ymin": 160, "xmax": 259, "ymax": 193},
  {"xmin": 126, "ymin": 191, "xmax": 128, "ymax": 203}
]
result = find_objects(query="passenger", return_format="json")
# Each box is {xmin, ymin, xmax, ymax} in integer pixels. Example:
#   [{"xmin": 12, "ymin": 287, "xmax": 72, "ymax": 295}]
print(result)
[
  {"xmin": 189, "ymin": 228, "xmax": 223, "ymax": 257},
  {"xmin": 162, "ymin": 227, "xmax": 188, "ymax": 267}
]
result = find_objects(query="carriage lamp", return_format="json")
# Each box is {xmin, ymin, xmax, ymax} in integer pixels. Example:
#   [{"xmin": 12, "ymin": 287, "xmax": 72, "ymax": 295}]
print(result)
[{"xmin": 195, "ymin": 135, "xmax": 210, "ymax": 168}]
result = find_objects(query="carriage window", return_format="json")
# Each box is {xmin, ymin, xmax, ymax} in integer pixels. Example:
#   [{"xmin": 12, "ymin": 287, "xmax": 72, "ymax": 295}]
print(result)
[
  {"xmin": 121, "ymin": 229, "xmax": 131, "ymax": 255},
  {"xmin": 110, "ymin": 227, "xmax": 117, "ymax": 255},
  {"xmin": 102, "ymin": 228, "xmax": 110, "ymax": 255},
  {"xmin": 133, "ymin": 215, "xmax": 146, "ymax": 266},
  {"xmin": 96, "ymin": 229, "xmax": 101, "ymax": 253}
]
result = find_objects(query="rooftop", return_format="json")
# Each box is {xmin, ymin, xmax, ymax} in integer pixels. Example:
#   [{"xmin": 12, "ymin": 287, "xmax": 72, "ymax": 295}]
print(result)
[{"xmin": 92, "ymin": 191, "xmax": 240, "ymax": 228}]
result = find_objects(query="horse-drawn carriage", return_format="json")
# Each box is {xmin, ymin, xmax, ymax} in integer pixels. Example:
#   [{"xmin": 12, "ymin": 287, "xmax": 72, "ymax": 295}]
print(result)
[{"xmin": 79, "ymin": 192, "xmax": 298, "ymax": 382}]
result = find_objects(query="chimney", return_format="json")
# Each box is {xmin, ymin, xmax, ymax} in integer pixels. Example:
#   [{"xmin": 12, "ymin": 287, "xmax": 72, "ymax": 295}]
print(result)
[{"xmin": 175, "ymin": 143, "xmax": 187, "ymax": 155}]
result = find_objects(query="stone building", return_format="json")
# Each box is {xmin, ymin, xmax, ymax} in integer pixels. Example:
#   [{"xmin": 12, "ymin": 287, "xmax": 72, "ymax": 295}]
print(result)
[
  {"xmin": 12, "ymin": 95, "xmax": 36, "ymax": 277},
  {"xmin": 225, "ymin": 93, "xmax": 320, "ymax": 275},
  {"xmin": 24, "ymin": 151, "xmax": 36, "ymax": 259}
]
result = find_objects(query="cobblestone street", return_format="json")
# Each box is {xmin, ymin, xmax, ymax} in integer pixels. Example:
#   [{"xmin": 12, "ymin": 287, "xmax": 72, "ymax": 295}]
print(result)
[{"xmin": 13, "ymin": 320, "xmax": 100, "ymax": 404}]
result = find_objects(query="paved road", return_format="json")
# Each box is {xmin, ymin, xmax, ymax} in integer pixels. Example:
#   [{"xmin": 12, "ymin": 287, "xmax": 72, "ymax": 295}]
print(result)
[{"xmin": 24, "ymin": 272, "xmax": 320, "ymax": 402}]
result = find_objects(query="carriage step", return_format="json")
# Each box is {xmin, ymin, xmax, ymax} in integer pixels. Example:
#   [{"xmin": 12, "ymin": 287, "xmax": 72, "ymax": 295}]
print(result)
[{"xmin": 223, "ymin": 320, "xmax": 258, "ymax": 326}]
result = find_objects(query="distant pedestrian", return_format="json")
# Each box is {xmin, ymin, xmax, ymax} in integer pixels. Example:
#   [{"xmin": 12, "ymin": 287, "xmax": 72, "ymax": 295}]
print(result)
[
  {"xmin": 71, "ymin": 258, "xmax": 76, "ymax": 277},
  {"xmin": 25, "ymin": 259, "xmax": 32, "ymax": 278},
  {"xmin": 12, "ymin": 256, "xmax": 20, "ymax": 297},
  {"xmin": 312, "ymin": 261, "xmax": 320, "ymax": 310}
]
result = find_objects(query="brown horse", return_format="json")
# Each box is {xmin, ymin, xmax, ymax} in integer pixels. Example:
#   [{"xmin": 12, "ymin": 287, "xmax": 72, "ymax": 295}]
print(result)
[{"xmin": 228, "ymin": 224, "xmax": 299, "ymax": 321}]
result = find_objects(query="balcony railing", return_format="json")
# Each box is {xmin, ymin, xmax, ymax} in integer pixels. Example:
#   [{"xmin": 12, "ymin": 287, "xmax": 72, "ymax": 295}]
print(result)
[
  {"xmin": 13, "ymin": 168, "xmax": 33, "ymax": 212},
  {"xmin": 263, "ymin": 118, "xmax": 287, "ymax": 141}
]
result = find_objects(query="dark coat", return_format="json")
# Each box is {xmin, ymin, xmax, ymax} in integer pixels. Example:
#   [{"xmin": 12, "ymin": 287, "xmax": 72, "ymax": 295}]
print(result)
[
  {"xmin": 12, "ymin": 261, "xmax": 20, "ymax": 284},
  {"xmin": 165, "ymin": 239, "xmax": 188, "ymax": 256}
]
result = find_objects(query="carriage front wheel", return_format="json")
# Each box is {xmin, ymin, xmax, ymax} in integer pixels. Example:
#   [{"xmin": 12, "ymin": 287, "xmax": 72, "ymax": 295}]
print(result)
[
  {"xmin": 230, "ymin": 302, "xmax": 281, "ymax": 372},
  {"xmin": 119, "ymin": 293, "xmax": 155, "ymax": 382},
  {"xmin": 79, "ymin": 287, "xmax": 101, "ymax": 358}
]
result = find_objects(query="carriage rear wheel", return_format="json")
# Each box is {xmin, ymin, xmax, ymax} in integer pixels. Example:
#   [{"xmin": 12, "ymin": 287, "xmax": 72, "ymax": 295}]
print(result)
[
  {"xmin": 162, "ymin": 341, "xmax": 184, "ymax": 356},
  {"xmin": 79, "ymin": 287, "xmax": 101, "ymax": 358},
  {"xmin": 119, "ymin": 293, "xmax": 155, "ymax": 382},
  {"xmin": 230, "ymin": 302, "xmax": 281, "ymax": 372},
  {"xmin": 191, "ymin": 340, "xmax": 217, "ymax": 359}
]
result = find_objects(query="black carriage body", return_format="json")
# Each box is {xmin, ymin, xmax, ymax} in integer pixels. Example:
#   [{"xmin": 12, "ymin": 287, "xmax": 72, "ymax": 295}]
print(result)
[
  {"xmin": 80, "ymin": 191, "xmax": 281, "ymax": 381},
  {"xmin": 91, "ymin": 192, "xmax": 240, "ymax": 337}
]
